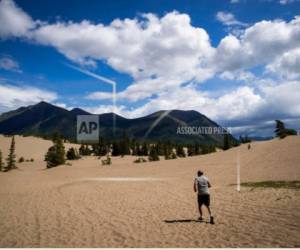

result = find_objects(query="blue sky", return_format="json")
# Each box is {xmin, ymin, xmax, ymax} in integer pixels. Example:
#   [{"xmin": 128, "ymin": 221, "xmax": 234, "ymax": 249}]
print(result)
[{"xmin": 0, "ymin": 0, "xmax": 300, "ymax": 137}]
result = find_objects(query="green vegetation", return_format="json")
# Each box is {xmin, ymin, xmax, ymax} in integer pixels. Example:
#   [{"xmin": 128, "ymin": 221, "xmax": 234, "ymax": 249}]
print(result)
[
  {"xmin": 133, "ymin": 157, "xmax": 147, "ymax": 163},
  {"xmin": 66, "ymin": 147, "xmax": 81, "ymax": 160},
  {"xmin": 5, "ymin": 136, "xmax": 16, "ymax": 171},
  {"xmin": 223, "ymin": 133, "xmax": 230, "ymax": 150},
  {"xmin": 79, "ymin": 144, "xmax": 91, "ymax": 156},
  {"xmin": 241, "ymin": 180, "xmax": 300, "ymax": 190},
  {"xmin": 176, "ymin": 145, "xmax": 185, "ymax": 157},
  {"xmin": 45, "ymin": 133, "xmax": 66, "ymax": 168},
  {"xmin": 101, "ymin": 155, "xmax": 112, "ymax": 165},
  {"xmin": 18, "ymin": 156, "xmax": 25, "ymax": 163},
  {"xmin": 239, "ymin": 135, "xmax": 252, "ymax": 143},
  {"xmin": 148, "ymin": 145, "xmax": 159, "ymax": 161},
  {"xmin": 275, "ymin": 120, "xmax": 297, "ymax": 139},
  {"xmin": 0, "ymin": 150, "xmax": 3, "ymax": 171}
]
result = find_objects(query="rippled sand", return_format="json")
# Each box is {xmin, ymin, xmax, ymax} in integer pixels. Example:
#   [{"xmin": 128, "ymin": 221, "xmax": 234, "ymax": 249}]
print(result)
[{"xmin": 0, "ymin": 135, "xmax": 299, "ymax": 247}]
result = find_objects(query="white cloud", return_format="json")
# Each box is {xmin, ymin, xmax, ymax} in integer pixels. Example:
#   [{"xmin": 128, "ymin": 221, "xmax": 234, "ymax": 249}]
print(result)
[
  {"xmin": 266, "ymin": 48, "xmax": 300, "ymax": 79},
  {"xmin": 216, "ymin": 11, "xmax": 247, "ymax": 26},
  {"xmin": 279, "ymin": 0, "xmax": 299, "ymax": 4},
  {"xmin": 0, "ymin": 84, "xmax": 57, "ymax": 111},
  {"xmin": 0, "ymin": 55, "xmax": 21, "ymax": 72},
  {"xmin": 86, "ymin": 91, "xmax": 113, "ymax": 100},
  {"xmin": 215, "ymin": 16, "xmax": 300, "ymax": 71},
  {"xmin": 0, "ymin": 0, "xmax": 35, "ymax": 38},
  {"xmin": 219, "ymin": 70, "xmax": 256, "ymax": 82},
  {"xmin": 29, "ymin": 11, "xmax": 215, "ymax": 92},
  {"xmin": 0, "ymin": 0, "xmax": 300, "ymax": 135}
]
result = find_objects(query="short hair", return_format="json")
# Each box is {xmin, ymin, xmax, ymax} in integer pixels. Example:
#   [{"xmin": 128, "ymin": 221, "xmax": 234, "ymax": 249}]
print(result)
[{"xmin": 197, "ymin": 170, "xmax": 203, "ymax": 176}]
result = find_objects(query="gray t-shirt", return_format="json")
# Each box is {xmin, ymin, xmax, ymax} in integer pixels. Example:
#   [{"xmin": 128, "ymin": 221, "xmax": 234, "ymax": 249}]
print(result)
[{"xmin": 195, "ymin": 175, "xmax": 210, "ymax": 195}]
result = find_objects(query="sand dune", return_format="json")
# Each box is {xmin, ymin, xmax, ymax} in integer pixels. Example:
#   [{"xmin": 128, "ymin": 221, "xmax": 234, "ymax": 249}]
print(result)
[{"xmin": 0, "ymin": 135, "xmax": 299, "ymax": 247}]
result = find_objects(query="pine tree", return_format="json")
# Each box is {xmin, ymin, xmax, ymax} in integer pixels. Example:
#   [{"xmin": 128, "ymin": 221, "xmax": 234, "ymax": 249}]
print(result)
[
  {"xmin": 0, "ymin": 150, "xmax": 3, "ymax": 172},
  {"xmin": 6, "ymin": 136, "xmax": 16, "ymax": 170},
  {"xmin": 45, "ymin": 134, "xmax": 66, "ymax": 168},
  {"xmin": 141, "ymin": 142, "xmax": 148, "ymax": 156},
  {"xmin": 112, "ymin": 142, "xmax": 121, "ymax": 156},
  {"xmin": 120, "ymin": 130, "xmax": 130, "ymax": 156},
  {"xmin": 157, "ymin": 141, "xmax": 164, "ymax": 156},
  {"xmin": 275, "ymin": 120, "xmax": 286, "ymax": 138},
  {"xmin": 194, "ymin": 143, "xmax": 201, "ymax": 155},
  {"xmin": 148, "ymin": 145, "xmax": 159, "ymax": 161},
  {"xmin": 223, "ymin": 133, "xmax": 231, "ymax": 150},
  {"xmin": 275, "ymin": 120, "xmax": 297, "ymax": 138},
  {"xmin": 176, "ymin": 144, "xmax": 185, "ymax": 157},
  {"xmin": 163, "ymin": 143, "xmax": 172, "ymax": 159},
  {"xmin": 66, "ymin": 147, "xmax": 80, "ymax": 160}
]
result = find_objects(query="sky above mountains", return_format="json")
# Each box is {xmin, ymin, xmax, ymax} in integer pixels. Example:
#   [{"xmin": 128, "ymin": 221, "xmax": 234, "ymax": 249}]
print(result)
[{"xmin": 0, "ymin": 0, "xmax": 299, "ymax": 137}]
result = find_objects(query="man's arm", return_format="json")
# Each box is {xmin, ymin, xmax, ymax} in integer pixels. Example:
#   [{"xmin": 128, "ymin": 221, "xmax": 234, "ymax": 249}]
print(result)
[
  {"xmin": 194, "ymin": 179, "xmax": 197, "ymax": 192},
  {"xmin": 208, "ymin": 181, "xmax": 212, "ymax": 188}
]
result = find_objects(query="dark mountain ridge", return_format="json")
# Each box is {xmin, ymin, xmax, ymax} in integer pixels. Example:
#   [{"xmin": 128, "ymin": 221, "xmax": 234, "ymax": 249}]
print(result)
[{"xmin": 0, "ymin": 101, "xmax": 234, "ymax": 145}]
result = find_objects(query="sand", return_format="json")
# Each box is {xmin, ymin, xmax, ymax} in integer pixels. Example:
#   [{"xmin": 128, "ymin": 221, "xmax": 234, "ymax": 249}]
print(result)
[{"xmin": 0, "ymin": 135, "xmax": 299, "ymax": 247}]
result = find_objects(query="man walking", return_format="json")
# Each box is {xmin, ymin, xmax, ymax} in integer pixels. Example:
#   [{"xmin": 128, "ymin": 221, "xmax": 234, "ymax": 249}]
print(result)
[{"xmin": 194, "ymin": 170, "xmax": 214, "ymax": 224}]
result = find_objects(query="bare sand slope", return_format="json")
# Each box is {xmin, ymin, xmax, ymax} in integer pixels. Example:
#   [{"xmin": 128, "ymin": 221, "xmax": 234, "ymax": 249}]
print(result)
[{"xmin": 0, "ymin": 135, "xmax": 299, "ymax": 247}]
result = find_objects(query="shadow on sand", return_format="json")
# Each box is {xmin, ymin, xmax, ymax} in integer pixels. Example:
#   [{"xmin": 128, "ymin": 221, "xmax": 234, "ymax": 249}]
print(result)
[{"xmin": 164, "ymin": 219, "xmax": 209, "ymax": 224}]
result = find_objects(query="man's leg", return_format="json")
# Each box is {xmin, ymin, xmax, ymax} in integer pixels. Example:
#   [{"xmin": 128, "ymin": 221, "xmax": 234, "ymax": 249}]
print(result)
[
  {"xmin": 198, "ymin": 204, "xmax": 203, "ymax": 218},
  {"xmin": 197, "ymin": 195, "xmax": 203, "ymax": 220},
  {"xmin": 205, "ymin": 195, "xmax": 214, "ymax": 224},
  {"xmin": 206, "ymin": 205, "xmax": 212, "ymax": 216}
]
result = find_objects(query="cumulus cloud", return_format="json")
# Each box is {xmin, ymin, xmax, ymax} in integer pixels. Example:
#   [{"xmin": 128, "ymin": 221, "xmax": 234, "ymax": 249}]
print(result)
[
  {"xmin": 0, "ymin": 55, "xmax": 21, "ymax": 72},
  {"xmin": 266, "ymin": 48, "xmax": 300, "ymax": 79},
  {"xmin": 0, "ymin": 0, "xmax": 300, "ymax": 135},
  {"xmin": 0, "ymin": 83, "xmax": 57, "ymax": 111},
  {"xmin": 215, "ymin": 17, "xmax": 300, "ymax": 71},
  {"xmin": 0, "ymin": 0, "xmax": 35, "ymax": 38}
]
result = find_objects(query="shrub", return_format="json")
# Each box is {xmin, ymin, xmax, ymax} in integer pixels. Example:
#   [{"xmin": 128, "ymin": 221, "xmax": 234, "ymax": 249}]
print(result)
[
  {"xmin": 66, "ymin": 147, "xmax": 80, "ymax": 160},
  {"xmin": 101, "ymin": 155, "xmax": 112, "ymax": 165},
  {"xmin": 148, "ymin": 146, "xmax": 159, "ymax": 161},
  {"xmin": 30, "ymin": 158, "xmax": 34, "ymax": 162},
  {"xmin": 45, "ymin": 135, "xmax": 65, "ymax": 168},
  {"xmin": 18, "ymin": 157, "xmax": 25, "ymax": 163},
  {"xmin": 134, "ymin": 157, "xmax": 147, "ymax": 163},
  {"xmin": 176, "ymin": 145, "xmax": 186, "ymax": 157}
]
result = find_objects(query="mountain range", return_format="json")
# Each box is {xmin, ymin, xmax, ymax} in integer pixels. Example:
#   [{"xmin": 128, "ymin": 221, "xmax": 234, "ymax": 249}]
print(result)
[{"xmin": 0, "ymin": 101, "xmax": 234, "ymax": 145}]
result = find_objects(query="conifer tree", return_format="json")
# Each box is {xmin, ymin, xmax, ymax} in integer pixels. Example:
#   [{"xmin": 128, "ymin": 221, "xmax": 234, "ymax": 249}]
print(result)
[
  {"xmin": 120, "ymin": 131, "xmax": 130, "ymax": 156},
  {"xmin": 0, "ymin": 150, "xmax": 3, "ymax": 172},
  {"xmin": 45, "ymin": 134, "xmax": 66, "ymax": 168},
  {"xmin": 163, "ymin": 143, "xmax": 172, "ymax": 159},
  {"xmin": 6, "ymin": 136, "xmax": 16, "ymax": 170},
  {"xmin": 223, "ymin": 133, "xmax": 231, "ymax": 150},
  {"xmin": 194, "ymin": 143, "xmax": 201, "ymax": 155},
  {"xmin": 176, "ymin": 144, "xmax": 185, "ymax": 157},
  {"xmin": 148, "ymin": 145, "xmax": 159, "ymax": 161},
  {"xmin": 141, "ymin": 142, "xmax": 148, "ymax": 156},
  {"xmin": 112, "ymin": 142, "xmax": 121, "ymax": 156},
  {"xmin": 66, "ymin": 147, "xmax": 80, "ymax": 160}
]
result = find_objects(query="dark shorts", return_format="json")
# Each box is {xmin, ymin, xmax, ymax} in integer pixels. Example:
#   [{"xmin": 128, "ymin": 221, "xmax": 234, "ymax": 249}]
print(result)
[{"xmin": 198, "ymin": 194, "xmax": 210, "ymax": 207}]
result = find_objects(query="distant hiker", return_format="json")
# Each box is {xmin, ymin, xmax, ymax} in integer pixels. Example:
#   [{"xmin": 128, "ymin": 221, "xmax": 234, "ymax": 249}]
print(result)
[
  {"xmin": 194, "ymin": 170, "xmax": 214, "ymax": 224},
  {"xmin": 248, "ymin": 144, "xmax": 251, "ymax": 150}
]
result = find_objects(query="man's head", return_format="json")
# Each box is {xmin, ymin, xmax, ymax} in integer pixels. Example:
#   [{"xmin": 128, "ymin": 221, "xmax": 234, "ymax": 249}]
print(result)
[{"xmin": 197, "ymin": 170, "xmax": 203, "ymax": 176}]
